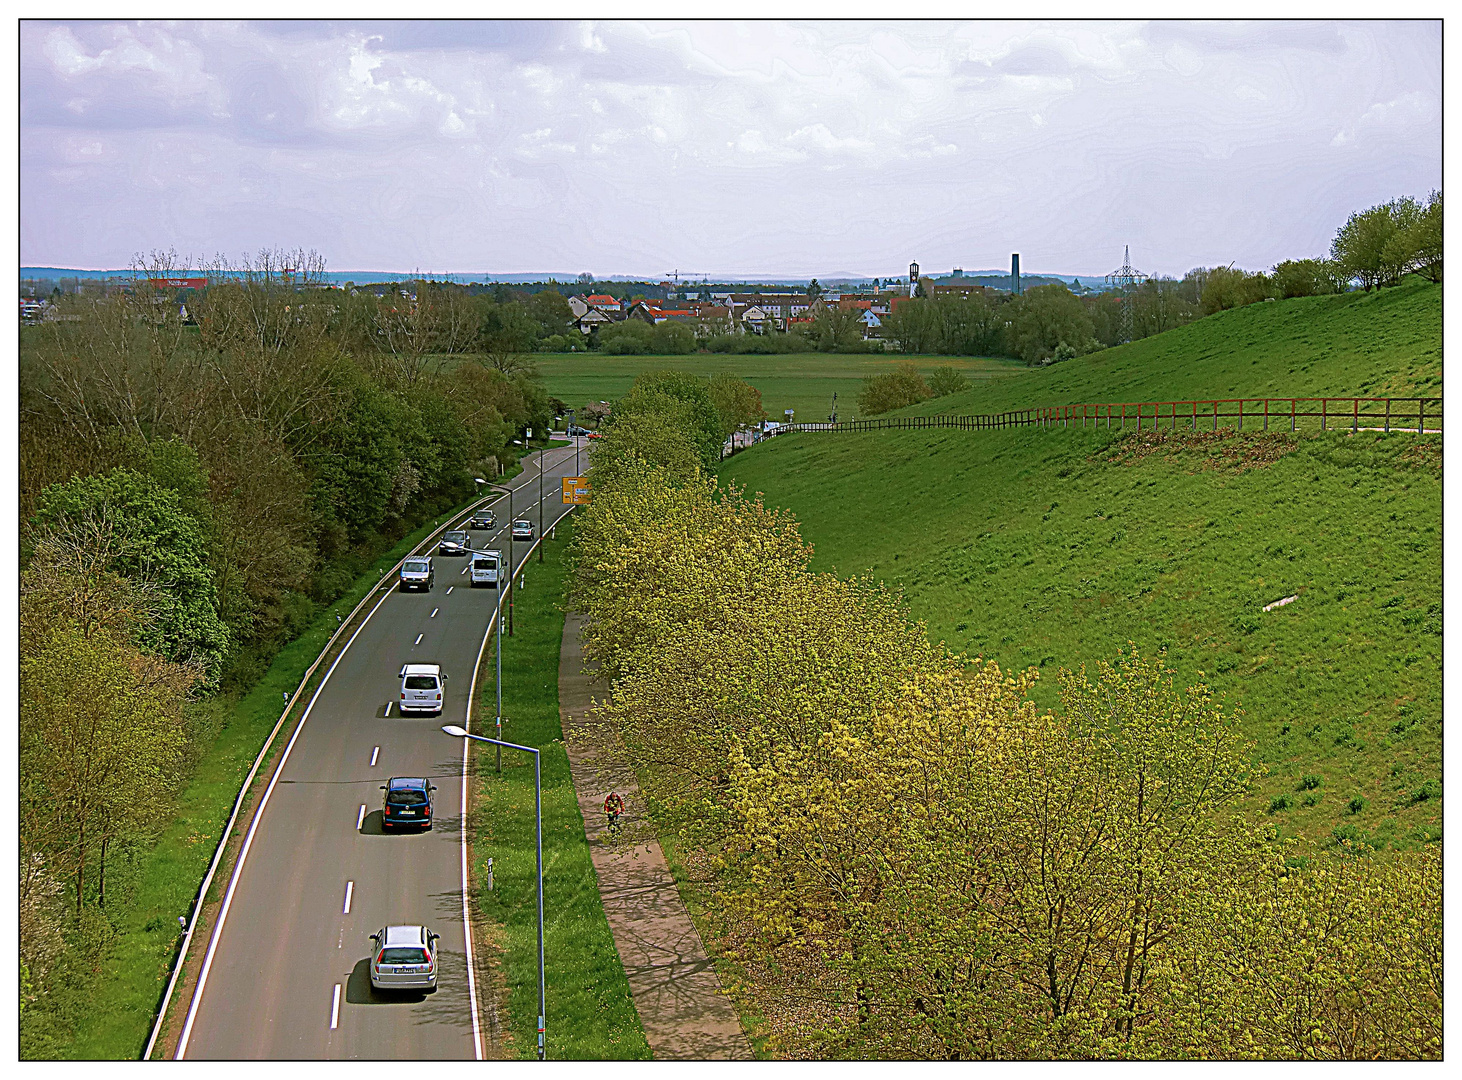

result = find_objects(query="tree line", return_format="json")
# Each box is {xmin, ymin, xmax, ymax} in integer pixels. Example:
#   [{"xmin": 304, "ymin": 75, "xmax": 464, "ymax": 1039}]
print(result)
[
  {"xmin": 17, "ymin": 248, "xmax": 556, "ymax": 1050},
  {"xmin": 566, "ymin": 379, "xmax": 1441, "ymax": 1059}
]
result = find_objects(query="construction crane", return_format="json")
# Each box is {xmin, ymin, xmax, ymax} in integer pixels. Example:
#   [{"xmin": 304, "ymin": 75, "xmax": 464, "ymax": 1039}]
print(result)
[{"xmin": 665, "ymin": 270, "xmax": 712, "ymax": 285}]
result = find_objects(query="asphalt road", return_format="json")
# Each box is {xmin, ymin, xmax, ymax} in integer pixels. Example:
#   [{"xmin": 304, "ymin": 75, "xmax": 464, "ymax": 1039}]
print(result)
[{"xmin": 177, "ymin": 440, "xmax": 586, "ymax": 1060}]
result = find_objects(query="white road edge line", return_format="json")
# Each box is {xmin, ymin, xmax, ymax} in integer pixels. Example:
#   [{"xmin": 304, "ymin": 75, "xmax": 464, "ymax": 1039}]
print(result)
[
  {"xmin": 331, "ymin": 984, "xmax": 341, "ymax": 1030},
  {"xmin": 344, "ymin": 881, "xmax": 353, "ymax": 914},
  {"xmin": 357, "ymin": 804, "xmax": 366, "ymax": 831},
  {"xmin": 460, "ymin": 606, "xmax": 498, "ymax": 1063},
  {"xmin": 370, "ymin": 745, "xmax": 379, "ymax": 767},
  {"xmin": 174, "ymin": 580, "xmax": 397, "ymax": 1059}
]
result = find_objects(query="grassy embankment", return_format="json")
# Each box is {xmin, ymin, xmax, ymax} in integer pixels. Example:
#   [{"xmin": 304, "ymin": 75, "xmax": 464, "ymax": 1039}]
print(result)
[
  {"xmin": 720, "ymin": 280, "xmax": 1442, "ymax": 848},
  {"xmin": 468, "ymin": 516, "xmax": 650, "ymax": 1060},
  {"xmin": 530, "ymin": 352, "xmax": 1025, "ymax": 426}
]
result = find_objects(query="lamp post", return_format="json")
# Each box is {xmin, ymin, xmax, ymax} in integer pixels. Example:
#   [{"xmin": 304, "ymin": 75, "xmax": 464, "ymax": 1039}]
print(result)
[
  {"xmin": 565, "ymin": 409, "xmax": 579, "ymax": 477},
  {"xmin": 442, "ymin": 725, "xmax": 546, "ymax": 1061},
  {"xmin": 478, "ymin": 481, "xmax": 514, "ymax": 772},
  {"xmin": 538, "ymin": 436, "xmax": 546, "ymax": 563}
]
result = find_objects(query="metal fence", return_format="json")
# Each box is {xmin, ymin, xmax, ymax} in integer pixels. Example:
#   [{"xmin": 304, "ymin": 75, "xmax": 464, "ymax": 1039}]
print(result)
[{"xmin": 779, "ymin": 397, "xmax": 1442, "ymax": 438}]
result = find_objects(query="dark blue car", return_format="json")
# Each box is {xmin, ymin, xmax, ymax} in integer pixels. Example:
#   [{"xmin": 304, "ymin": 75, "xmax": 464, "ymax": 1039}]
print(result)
[{"xmin": 381, "ymin": 777, "xmax": 435, "ymax": 832}]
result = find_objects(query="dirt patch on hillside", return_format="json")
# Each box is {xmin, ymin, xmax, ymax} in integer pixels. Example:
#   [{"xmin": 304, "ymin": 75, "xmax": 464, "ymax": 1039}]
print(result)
[{"xmin": 1094, "ymin": 429, "xmax": 1302, "ymax": 472}]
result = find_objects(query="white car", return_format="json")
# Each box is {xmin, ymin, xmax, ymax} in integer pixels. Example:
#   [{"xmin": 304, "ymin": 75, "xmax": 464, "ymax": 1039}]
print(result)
[
  {"xmin": 511, "ymin": 519, "xmax": 534, "ymax": 541},
  {"xmin": 369, "ymin": 925, "xmax": 439, "ymax": 992},
  {"xmin": 471, "ymin": 550, "xmax": 502, "ymax": 589},
  {"xmin": 398, "ymin": 557, "xmax": 434, "ymax": 592},
  {"xmin": 399, "ymin": 663, "xmax": 444, "ymax": 715}
]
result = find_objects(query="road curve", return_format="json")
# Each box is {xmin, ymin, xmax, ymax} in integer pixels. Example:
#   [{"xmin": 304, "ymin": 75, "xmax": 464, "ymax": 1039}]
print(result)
[{"xmin": 177, "ymin": 442, "xmax": 584, "ymax": 1060}]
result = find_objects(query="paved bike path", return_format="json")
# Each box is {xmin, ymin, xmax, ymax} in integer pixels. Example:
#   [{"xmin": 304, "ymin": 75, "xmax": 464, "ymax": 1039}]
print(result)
[{"xmin": 558, "ymin": 613, "xmax": 754, "ymax": 1060}]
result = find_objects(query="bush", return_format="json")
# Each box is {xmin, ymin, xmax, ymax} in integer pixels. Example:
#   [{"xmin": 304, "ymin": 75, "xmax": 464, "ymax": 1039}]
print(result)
[
  {"xmin": 927, "ymin": 367, "xmax": 970, "ymax": 397},
  {"xmin": 1411, "ymin": 778, "xmax": 1441, "ymax": 804},
  {"xmin": 1299, "ymin": 774, "xmax": 1323, "ymax": 790},
  {"xmin": 857, "ymin": 362, "xmax": 930, "ymax": 416},
  {"xmin": 1348, "ymin": 795, "xmax": 1368, "ymax": 814},
  {"xmin": 1269, "ymin": 793, "xmax": 1294, "ymax": 813}
]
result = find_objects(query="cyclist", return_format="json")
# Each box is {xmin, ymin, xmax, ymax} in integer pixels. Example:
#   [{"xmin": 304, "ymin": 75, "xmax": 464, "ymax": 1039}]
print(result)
[{"xmin": 603, "ymin": 791, "xmax": 625, "ymax": 834}]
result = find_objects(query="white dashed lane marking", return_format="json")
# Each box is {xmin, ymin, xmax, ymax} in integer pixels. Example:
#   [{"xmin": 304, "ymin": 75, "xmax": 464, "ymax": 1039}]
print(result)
[
  {"xmin": 356, "ymin": 804, "xmax": 365, "ymax": 830},
  {"xmin": 330, "ymin": 984, "xmax": 340, "ymax": 1029},
  {"xmin": 343, "ymin": 881, "xmax": 353, "ymax": 914},
  {"xmin": 431, "ymin": 608, "xmax": 438, "ymax": 617},
  {"xmin": 370, "ymin": 746, "xmax": 379, "ymax": 767},
  {"xmin": 414, "ymin": 634, "xmax": 423, "ymax": 645}
]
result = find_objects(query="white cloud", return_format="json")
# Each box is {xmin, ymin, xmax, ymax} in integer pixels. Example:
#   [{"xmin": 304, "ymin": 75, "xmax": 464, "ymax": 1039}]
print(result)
[{"xmin": 19, "ymin": 18, "xmax": 1442, "ymax": 278}]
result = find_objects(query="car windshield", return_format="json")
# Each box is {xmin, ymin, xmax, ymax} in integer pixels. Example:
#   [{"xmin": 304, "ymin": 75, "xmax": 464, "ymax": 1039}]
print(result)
[
  {"xmin": 514, "ymin": 521, "xmax": 530, "ymax": 528},
  {"xmin": 403, "ymin": 560, "xmax": 429, "ymax": 572},
  {"xmin": 474, "ymin": 558, "xmax": 497, "ymax": 569},
  {"xmin": 444, "ymin": 532, "xmax": 467, "ymax": 543},
  {"xmin": 380, "ymin": 947, "xmax": 429, "ymax": 964},
  {"xmin": 389, "ymin": 789, "xmax": 428, "ymax": 805},
  {"xmin": 404, "ymin": 675, "xmax": 438, "ymax": 690}
]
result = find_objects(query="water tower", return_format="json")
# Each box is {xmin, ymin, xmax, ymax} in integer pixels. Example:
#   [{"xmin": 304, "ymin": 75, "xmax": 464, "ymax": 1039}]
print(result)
[{"xmin": 909, "ymin": 260, "xmax": 920, "ymax": 298}]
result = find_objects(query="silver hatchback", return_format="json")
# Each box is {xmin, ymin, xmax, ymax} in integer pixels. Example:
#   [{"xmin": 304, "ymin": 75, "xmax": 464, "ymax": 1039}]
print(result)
[{"xmin": 370, "ymin": 925, "xmax": 439, "ymax": 992}]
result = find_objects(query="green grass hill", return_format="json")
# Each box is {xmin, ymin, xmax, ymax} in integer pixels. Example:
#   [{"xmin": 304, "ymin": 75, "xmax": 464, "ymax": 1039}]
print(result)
[
  {"xmin": 904, "ymin": 277, "xmax": 1440, "ymax": 415},
  {"xmin": 720, "ymin": 282, "xmax": 1442, "ymax": 850}
]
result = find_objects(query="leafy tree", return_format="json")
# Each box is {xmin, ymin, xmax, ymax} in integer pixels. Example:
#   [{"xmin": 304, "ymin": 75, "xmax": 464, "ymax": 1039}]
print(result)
[
  {"xmin": 708, "ymin": 373, "xmax": 766, "ymax": 438},
  {"xmin": 526, "ymin": 289, "xmax": 573, "ymax": 336},
  {"xmin": 30, "ymin": 468, "xmax": 230, "ymax": 680},
  {"xmin": 881, "ymin": 299, "xmax": 944, "ymax": 354},
  {"xmin": 935, "ymin": 293, "xmax": 1006, "ymax": 355},
  {"xmin": 614, "ymin": 370, "xmax": 723, "ymax": 467},
  {"xmin": 857, "ymin": 362, "xmax": 930, "ymax": 415},
  {"xmin": 650, "ymin": 321, "xmax": 697, "ymax": 355},
  {"xmin": 1007, "ymin": 284, "xmax": 1097, "ymax": 365},
  {"xmin": 806, "ymin": 278, "xmax": 823, "ymax": 301},
  {"xmin": 1271, "ymin": 259, "xmax": 1338, "ymax": 299},
  {"xmin": 804, "ymin": 304, "xmax": 865, "ymax": 351},
  {"xmin": 597, "ymin": 319, "xmax": 655, "ymax": 355},
  {"xmin": 927, "ymin": 366, "xmax": 969, "ymax": 397},
  {"xmin": 1332, "ymin": 201, "xmax": 1399, "ymax": 290}
]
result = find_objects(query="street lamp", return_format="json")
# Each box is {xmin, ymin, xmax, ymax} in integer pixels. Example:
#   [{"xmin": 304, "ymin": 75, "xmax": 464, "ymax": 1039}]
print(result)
[
  {"xmin": 565, "ymin": 409, "xmax": 579, "ymax": 477},
  {"xmin": 442, "ymin": 725, "xmax": 546, "ymax": 1061},
  {"xmin": 538, "ymin": 436, "xmax": 546, "ymax": 563}
]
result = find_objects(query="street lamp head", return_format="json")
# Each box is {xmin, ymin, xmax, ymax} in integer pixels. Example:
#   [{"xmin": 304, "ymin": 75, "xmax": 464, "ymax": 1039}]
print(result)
[
  {"xmin": 474, "ymin": 478, "xmax": 486, "ymax": 484},
  {"xmin": 442, "ymin": 725, "xmax": 469, "ymax": 738}
]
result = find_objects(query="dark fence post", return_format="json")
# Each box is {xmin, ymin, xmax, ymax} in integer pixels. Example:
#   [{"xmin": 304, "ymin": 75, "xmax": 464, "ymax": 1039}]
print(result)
[
  {"xmin": 1322, "ymin": 398, "xmax": 1327, "ymax": 431},
  {"xmin": 1213, "ymin": 401, "xmax": 1218, "ymax": 431},
  {"xmin": 1291, "ymin": 399, "xmax": 1296, "ymax": 432},
  {"xmin": 1239, "ymin": 399, "xmax": 1244, "ymax": 431},
  {"xmin": 1264, "ymin": 398, "xmax": 1269, "ymax": 431},
  {"xmin": 1419, "ymin": 398, "xmax": 1425, "ymax": 434},
  {"xmin": 1385, "ymin": 398, "xmax": 1391, "ymax": 433},
  {"xmin": 1353, "ymin": 398, "xmax": 1359, "ymax": 434}
]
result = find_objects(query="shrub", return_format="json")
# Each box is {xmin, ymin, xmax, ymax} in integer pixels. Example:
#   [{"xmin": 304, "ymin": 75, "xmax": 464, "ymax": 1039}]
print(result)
[
  {"xmin": 928, "ymin": 367, "xmax": 970, "ymax": 397},
  {"xmin": 1411, "ymin": 778, "xmax": 1441, "ymax": 804},
  {"xmin": 1269, "ymin": 793, "xmax": 1294, "ymax": 813},
  {"xmin": 857, "ymin": 362, "xmax": 930, "ymax": 416},
  {"xmin": 1299, "ymin": 774, "xmax": 1322, "ymax": 791},
  {"xmin": 1348, "ymin": 795, "xmax": 1368, "ymax": 814}
]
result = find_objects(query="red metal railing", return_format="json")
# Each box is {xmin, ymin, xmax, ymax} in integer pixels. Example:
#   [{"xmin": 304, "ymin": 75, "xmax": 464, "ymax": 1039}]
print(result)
[{"xmin": 776, "ymin": 397, "xmax": 1441, "ymax": 438}]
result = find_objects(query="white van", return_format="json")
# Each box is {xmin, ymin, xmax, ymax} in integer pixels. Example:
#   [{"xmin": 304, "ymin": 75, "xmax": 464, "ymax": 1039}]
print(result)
[
  {"xmin": 470, "ymin": 550, "xmax": 503, "ymax": 589},
  {"xmin": 399, "ymin": 663, "xmax": 445, "ymax": 715}
]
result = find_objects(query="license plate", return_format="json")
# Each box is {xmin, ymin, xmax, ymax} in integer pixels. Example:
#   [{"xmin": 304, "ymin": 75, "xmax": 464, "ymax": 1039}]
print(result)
[{"xmin": 399, "ymin": 809, "xmax": 415, "ymax": 816}]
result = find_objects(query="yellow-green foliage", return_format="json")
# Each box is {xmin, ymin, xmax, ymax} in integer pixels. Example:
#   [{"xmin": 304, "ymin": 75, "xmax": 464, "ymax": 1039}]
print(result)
[{"xmin": 571, "ymin": 432, "xmax": 1442, "ymax": 1060}]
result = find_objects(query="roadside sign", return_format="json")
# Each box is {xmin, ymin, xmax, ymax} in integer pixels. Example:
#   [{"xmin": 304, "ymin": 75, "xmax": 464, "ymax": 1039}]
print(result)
[{"xmin": 562, "ymin": 476, "xmax": 590, "ymax": 505}]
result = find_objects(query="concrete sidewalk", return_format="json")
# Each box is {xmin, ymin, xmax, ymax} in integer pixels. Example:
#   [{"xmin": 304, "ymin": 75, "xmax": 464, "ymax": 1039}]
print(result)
[{"xmin": 558, "ymin": 613, "xmax": 754, "ymax": 1060}]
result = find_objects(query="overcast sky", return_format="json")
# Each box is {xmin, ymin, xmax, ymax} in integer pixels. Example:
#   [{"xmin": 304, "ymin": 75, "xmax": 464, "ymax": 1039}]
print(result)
[{"xmin": 20, "ymin": 19, "xmax": 1441, "ymax": 279}]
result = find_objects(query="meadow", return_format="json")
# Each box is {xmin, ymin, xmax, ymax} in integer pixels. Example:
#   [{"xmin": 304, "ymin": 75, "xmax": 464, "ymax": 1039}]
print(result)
[
  {"xmin": 531, "ymin": 351, "xmax": 1025, "ymax": 425},
  {"xmin": 720, "ymin": 282, "xmax": 1443, "ymax": 849}
]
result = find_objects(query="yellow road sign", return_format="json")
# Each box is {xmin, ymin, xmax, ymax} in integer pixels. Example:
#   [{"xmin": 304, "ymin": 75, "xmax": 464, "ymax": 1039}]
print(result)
[{"xmin": 561, "ymin": 476, "xmax": 590, "ymax": 505}]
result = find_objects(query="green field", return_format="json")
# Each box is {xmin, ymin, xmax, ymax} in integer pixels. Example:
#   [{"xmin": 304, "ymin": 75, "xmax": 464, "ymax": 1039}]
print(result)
[
  {"xmin": 720, "ymin": 285, "xmax": 1442, "ymax": 849},
  {"xmin": 531, "ymin": 352, "xmax": 1024, "ymax": 426},
  {"xmin": 468, "ymin": 518, "xmax": 650, "ymax": 1060}
]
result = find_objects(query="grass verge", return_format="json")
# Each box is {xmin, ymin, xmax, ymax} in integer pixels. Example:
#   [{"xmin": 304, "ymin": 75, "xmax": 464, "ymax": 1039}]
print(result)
[
  {"xmin": 468, "ymin": 518, "xmax": 650, "ymax": 1060},
  {"xmin": 60, "ymin": 496, "xmax": 495, "ymax": 1060}
]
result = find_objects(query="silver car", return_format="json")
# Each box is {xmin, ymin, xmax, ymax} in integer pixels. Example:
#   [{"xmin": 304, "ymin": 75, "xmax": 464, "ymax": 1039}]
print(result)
[
  {"xmin": 511, "ymin": 519, "xmax": 534, "ymax": 541},
  {"xmin": 398, "ymin": 556, "xmax": 434, "ymax": 592},
  {"xmin": 369, "ymin": 925, "xmax": 439, "ymax": 992}
]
